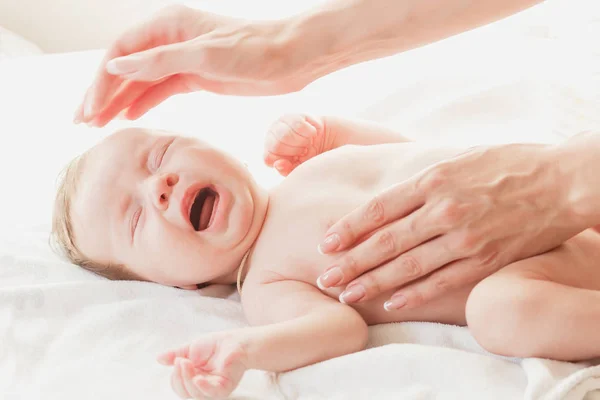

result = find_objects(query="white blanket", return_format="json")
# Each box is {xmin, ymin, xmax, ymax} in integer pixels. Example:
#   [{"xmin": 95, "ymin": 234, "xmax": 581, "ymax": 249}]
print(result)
[{"xmin": 2, "ymin": 1, "xmax": 600, "ymax": 399}]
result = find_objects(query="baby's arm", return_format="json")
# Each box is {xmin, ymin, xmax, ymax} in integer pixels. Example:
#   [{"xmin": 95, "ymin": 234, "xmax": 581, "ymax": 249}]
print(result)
[
  {"xmin": 158, "ymin": 281, "xmax": 368, "ymax": 398},
  {"xmin": 265, "ymin": 114, "xmax": 411, "ymax": 176},
  {"xmin": 241, "ymin": 280, "xmax": 368, "ymax": 372},
  {"xmin": 324, "ymin": 116, "xmax": 412, "ymax": 148}
]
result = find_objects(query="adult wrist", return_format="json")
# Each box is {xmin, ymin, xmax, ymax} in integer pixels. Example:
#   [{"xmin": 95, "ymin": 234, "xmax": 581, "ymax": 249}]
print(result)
[
  {"xmin": 282, "ymin": 6, "xmax": 362, "ymax": 86},
  {"xmin": 551, "ymin": 131, "xmax": 600, "ymax": 229}
]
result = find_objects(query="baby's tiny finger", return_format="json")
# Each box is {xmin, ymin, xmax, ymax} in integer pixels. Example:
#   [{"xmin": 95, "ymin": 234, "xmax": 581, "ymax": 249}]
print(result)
[
  {"xmin": 193, "ymin": 377, "xmax": 216, "ymax": 398},
  {"xmin": 193, "ymin": 376, "xmax": 226, "ymax": 398},
  {"xmin": 158, "ymin": 344, "xmax": 190, "ymax": 366},
  {"xmin": 265, "ymin": 133, "xmax": 307, "ymax": 157},
  {"xmin": 157, "ymin": 352, "xmax": 174, "ymax": 365},
  {"xmin": 303, "ymin": 114, "xmax": 324, "ymax": 135},
  {"xmin": 263, "ymin": 151, "xmax": 278, "ymax": 167},
  {"xmin": 171, "ymin": 359, "xmax": 191, "ymax": 399},
  {"xmin": 274, "ymin": 159, "xmax": 293, "ymax": 176},
  {"xmin": 181, "ymin": 359, "xmax": 205, "ymax": 399}
]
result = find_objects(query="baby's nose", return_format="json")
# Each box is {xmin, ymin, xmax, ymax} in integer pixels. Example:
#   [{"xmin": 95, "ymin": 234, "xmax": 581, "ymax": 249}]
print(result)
[{"xmin": 150, "ymin": 173, "xmax": 178, "ymax": 210}]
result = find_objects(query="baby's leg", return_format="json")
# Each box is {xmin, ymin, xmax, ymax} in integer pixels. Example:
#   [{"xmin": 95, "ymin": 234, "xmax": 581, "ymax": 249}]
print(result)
[{"xmin": 466, "ymin": 229, "xmax": 600, "ymax": 361}]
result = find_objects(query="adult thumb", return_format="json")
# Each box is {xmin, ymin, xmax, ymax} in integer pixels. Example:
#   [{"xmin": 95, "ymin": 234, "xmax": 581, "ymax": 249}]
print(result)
[{"xmin": 106, "ymin": 42, "xmax": 195, "ymax": 81}]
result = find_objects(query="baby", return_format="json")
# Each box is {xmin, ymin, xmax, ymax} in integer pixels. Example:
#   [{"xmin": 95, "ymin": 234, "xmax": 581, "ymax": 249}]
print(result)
[{"xmin": 53, "ymin": 114, "xmax": 600, "ymax": 399}]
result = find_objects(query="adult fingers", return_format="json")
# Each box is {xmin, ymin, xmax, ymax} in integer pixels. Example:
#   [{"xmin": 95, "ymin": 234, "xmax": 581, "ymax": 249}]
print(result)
[
  {"xmin": 90, "ymin": 80, "xmax": 155, "ymax": 127},
  {"xmin": 106, "ymin": 41, "xmax": 197, "ymax": 82},
  {"xmin": 124, "ymin": 75, "xmax": 191, "ymax": 120},
  {"xmin": 79, "ymin": 12, "xmax": 176, "ymax": 122},
  {"xmin": 317, "ymin": 204, "xmax": 441, "ymax": 291},
  {"xmin": 385, "ymin": 255, "xmax": 498, "ymax": 310},
  {"xmin": 319, "ymin": 178, "xmax": 426, "ymax": 254},
  {"xmin": 337, "ymin": 235, "xmax": 463, "ymax": 303}
]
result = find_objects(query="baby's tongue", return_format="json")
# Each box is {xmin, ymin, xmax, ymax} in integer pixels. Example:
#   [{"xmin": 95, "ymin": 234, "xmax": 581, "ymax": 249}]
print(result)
[{"xmin": 199, "ymin": 193, "xmax": 216, "ymax": 230}]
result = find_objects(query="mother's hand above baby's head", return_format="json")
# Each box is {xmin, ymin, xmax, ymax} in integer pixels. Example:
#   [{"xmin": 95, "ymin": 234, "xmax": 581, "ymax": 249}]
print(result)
[
  {"xmin": 74, "ymin": 5, "xmax": 316, "ymax": 127},
  {"xmin": 316, "ymin": 143, "xmax": 597, "ymax": 310}
]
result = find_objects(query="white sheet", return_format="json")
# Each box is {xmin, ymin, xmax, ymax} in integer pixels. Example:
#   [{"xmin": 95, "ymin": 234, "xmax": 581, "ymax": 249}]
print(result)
[{"xmin": 2, "ymin": 1, "xmax": 600, "ymax": 399}]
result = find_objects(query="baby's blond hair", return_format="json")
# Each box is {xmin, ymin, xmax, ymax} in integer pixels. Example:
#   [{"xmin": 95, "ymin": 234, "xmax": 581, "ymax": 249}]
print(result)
[{"xmin": 51, "ymin": 153, "xmax": 143, "ymax": 281}]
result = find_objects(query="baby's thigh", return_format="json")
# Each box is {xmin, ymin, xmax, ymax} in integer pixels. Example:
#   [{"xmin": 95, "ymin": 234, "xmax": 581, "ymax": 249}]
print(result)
[
  {"xmin": 493, "ymin": 229, "xmax": 600, "ymax": 290},
  {"xmin": 466, "ymin": 228, "xmax": 600, "ymax": 325}
]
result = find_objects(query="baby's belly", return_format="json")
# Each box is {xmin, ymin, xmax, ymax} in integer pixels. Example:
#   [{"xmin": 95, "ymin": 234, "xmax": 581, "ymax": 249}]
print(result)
[
  {"xmin": 261, "ymin": 142, "xmax": 474, "ymax": 326},
  {"xmin": 320, "ymin": 282, "xmax": 473, "ymax": 326}
]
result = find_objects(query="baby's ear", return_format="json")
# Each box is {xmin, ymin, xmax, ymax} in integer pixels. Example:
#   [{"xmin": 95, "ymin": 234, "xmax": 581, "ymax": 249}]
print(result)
[{"xmin": 177, "ymin": 285, "xmax": 198, "ymax": 290}]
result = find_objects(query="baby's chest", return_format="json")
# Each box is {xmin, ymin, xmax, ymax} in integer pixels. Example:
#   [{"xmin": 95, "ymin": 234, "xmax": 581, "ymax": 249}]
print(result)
[{"xmin": 250, "ymin": 186, "xmax": 356, "ymax": 285}]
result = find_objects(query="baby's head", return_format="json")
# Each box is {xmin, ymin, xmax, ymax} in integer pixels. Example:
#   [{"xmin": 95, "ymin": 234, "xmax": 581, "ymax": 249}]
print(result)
[{"xmin": 52, "ymin": 128, "xmax": 268, "ymax": 289}]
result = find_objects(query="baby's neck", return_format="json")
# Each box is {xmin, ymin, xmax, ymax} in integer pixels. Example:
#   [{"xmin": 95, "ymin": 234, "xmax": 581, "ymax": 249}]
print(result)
[
  {"xmin": 208, "ymin": 243, "xmax": 256, "ymax": 287},
  {"xmin": 208, "ymin": 187, "xmax": 270, "ymax": 288}
]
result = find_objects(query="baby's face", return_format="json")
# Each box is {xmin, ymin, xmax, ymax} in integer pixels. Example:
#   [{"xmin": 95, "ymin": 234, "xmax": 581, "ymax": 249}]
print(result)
[{"xmin": 71, "ymin": 128, "xmax": 267, "ymax": 288}]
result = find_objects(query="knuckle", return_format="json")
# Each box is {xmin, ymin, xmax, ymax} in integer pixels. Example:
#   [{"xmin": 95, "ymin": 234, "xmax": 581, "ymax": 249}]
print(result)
[
  {"xmin": 365, "ymin": 195, "xmax": 385, "ymax": 224},
  {"xmin": 453, "ymin": 231, "xmax": 481, "ymax": 255},
  {"xmin": 409, "ymin": 291, "xmax": 425, "ymax": 307},
  {"xmin": 375, "ymin": 230, "xmax": 396, "ymax": 256},
  {"xmin": 418, "ymin": 164, "xmax": 450, "ymax": 192},
  {"xmin": 359, "ymin": 274, "xmax": 383, "ymax": 297},
  {"xmin": 342, "ymin": 220, "xmax": 356, "ymax": 242},
  {"xmin": 433, "ymin": 277, "xmax": 452, "ymax": 293},
  {"xmin": 342, "ymin": 255, "xmax": 359, "ymax": 277},
  {"xmin": 436, "ymin": 198, "xmax": 464, "ymax": 226},
  {"xmin": 407, "ymin": 215, "xmax": 419, "ymax": 235},
  {"xmin": 474, "ymin": 250, "xmax": 500, "ymax": 271},
  {"xmin": 400, "ymin": 256, "xmax": 422, "ymax": 278},
  {"xmin": 151, "ymin": 50, "xmax": 167, "ymax": 67},
  {"xmin": 162, "ymin": 3, "xmax": 190, "ymax": 18}
]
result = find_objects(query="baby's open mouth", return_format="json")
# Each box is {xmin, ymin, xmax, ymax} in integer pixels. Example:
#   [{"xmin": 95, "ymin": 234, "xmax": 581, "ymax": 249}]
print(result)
[{"xmin": 189, "ymin": 187, "xmax": 219, "ymax": 231}]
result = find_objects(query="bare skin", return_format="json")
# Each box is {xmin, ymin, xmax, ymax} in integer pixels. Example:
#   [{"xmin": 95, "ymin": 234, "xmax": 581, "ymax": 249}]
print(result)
[{"xmin": 154, "ymin": 116, "xmax": 600, "ymax": 399}]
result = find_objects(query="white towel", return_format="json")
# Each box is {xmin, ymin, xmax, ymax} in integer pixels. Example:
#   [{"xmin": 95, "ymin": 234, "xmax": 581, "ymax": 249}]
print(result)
[{"xmin": 2, "ymin": 250, "xmax": 599, "ymax": 400}]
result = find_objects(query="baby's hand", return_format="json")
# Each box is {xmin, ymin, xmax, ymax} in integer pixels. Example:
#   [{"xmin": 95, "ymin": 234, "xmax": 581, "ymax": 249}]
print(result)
[
  {"xmin": 157, "ymin": 333, "xmax": 248, "ymax": 399},
  {"xmin": 264, "ymin": 114, "xmax": 327, "ymax": 176}
]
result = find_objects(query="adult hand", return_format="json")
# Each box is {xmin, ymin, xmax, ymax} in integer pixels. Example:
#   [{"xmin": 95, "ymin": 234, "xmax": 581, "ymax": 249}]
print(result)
[
  {"xmin": 317, "ymin": 142, "xmax": 596, "ymax": 310},
  {"xmin": 74, "ymin": 5, "xmax": 312, "ymax": 127}
]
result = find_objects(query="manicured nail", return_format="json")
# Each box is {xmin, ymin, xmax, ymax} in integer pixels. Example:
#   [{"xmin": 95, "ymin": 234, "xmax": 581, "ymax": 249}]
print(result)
[
  {"xmin": 318, "ymin": 233, "xmax": 340, "ymax": 254},
  {"xmin": 384, "ymin": 294, "xmax": 407, "ymax": 311},
  {"xmin": 316, "ymin": 267, "xmax": 343, "ymax": 290},
  {"xmin": 339, "ymin": 284, "xmax": 366, "ymax": 303},
  {"xmin": 84, "ymin": 98, "xmax": 94, "ymax": 120},
  {"xmin": 106, "ymin": 56, "xmax": 140, "ymax": 75}
]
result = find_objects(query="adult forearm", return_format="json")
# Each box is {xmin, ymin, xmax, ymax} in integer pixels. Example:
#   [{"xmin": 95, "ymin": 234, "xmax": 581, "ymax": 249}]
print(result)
[
  {"xmin": 554, "ymin": 131, "xmax": 600, "ymax": 229},
  {"xmin": 287, "ymin": 0, "xmax": 542, "ymax": 81}
]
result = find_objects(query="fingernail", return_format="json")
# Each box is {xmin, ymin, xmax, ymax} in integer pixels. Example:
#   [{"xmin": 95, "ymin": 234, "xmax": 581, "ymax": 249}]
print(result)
[
  {"xmin": 318, "ymin": 233, "xmax": 340, "ymax": 254},
  {"xmin": 384, "ymin": 294, "xmax": 407, "ymax": 311},
  {"xmin": 339, "ymin": 284, "xmax": 366, "ymax": 303},
  {"xmin": 73, "ymin": 115, "xmax": 81, "ymax": 124},
  {"xmin": 107, "ymin": 55, "xmax": 141, "ymax": 75},
  {"xmin": 316, "ymin": 267, "xmax": 343, "ymax": 290},
  {"xmin": 84, "ymin": 99, "xmax": 94, "ymax": 120}
]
